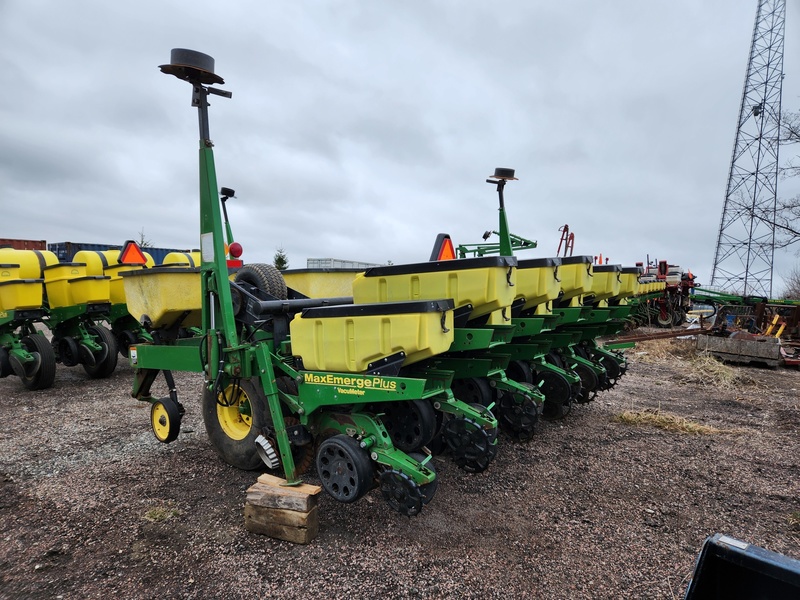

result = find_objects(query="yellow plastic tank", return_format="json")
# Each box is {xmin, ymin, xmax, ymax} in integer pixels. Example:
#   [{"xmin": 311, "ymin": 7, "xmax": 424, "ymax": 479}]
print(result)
[
  {"xmin": 74, "ymin": 249, "xmax": 156, "ymax": 304},
  {"xmin": 43, "ymin": 263, "xmax": 111, "ymax": 308},
  {"xmin": 351, "ymin": 256, "xmax": 517, "ymax": 321},
  {"xmin": 617, "ymin": 267, "xmax": 642, "ymax": 300},
  {"xmin": 121, "ymin": 266, "xmax": 202, "ymax": 328},
  {"xmin": 515, "ymin": 257, "xmax": 561, "ymax": 310},
  {"xmin": 282, "ymin": 268, "xmax": 362, "ymax": 298},
  {"xmin": 558, "ymin": 256, "xmax": 594, "ymax": 305},
  {"xmin": 162, "ymin": 251, "xmax": 201, "ymax": 267},
  {"xmin": 0, "ymin": 278, "xmax": 44, "ymax": 311},
  {"xmin": 0, "ymin": 248, "xmax": 58, "ymax": 278},
  {"xmin": 290, "ymin": 300, "xmax": 455, "ymax": 372},
  {"xmin": 589, "ymin": 264, "xmax": 622, "ymax": 303}
]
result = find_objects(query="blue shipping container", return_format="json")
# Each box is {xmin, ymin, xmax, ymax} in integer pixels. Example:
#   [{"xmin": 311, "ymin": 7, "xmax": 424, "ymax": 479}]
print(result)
[{"xmin": 47, "ymin": 242, "xmax": 195, "ymax": 265}]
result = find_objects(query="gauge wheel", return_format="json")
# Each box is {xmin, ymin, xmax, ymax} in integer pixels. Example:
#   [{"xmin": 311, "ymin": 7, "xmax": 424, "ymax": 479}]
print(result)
[
  {"xmin": 83, "ymin": 325, "xmax": 118, "ymax": 379},
  {"xmin": 451, "ymin": 377, "xmax": 493, "ymax": 407},
  {"xmin": 18, "ymin": 335, "xmax": 57, "ymax": 391},
  {"xmin": 150, "ymin": 397, "xmax": 181, "ymax": 443}
]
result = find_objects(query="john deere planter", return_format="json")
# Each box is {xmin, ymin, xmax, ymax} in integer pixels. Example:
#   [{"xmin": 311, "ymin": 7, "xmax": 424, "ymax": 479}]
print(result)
[
  {"xmin": 0, "ymin": 247, "xmax": 120, "ymax": 388},
  {"xmin": 123, "ymin": 49, "xmax": 501, "ymax": 516},
  {"xmin": 450, "ymin": 176, "xmax": 639, "ymax": 418}
]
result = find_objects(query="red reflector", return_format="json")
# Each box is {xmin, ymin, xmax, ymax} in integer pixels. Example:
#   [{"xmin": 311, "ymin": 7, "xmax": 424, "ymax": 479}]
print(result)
[
  {"xmin": 437, "ymin": 237, "xmax": 456, "ymax": 261},
  {"xmin": 119, "ymin": 240, "xmax": 148, "ymax": 265},
  {"xmin": 227, "ymin": 259, "xmax": 243, "ymax": 268}
]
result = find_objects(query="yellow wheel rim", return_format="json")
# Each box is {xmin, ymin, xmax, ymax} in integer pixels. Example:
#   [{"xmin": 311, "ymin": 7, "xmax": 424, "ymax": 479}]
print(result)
[
  {"xmin": 216, "ymin": 384, "xmax": 253, "ymax": 440},
  {"xmin": 151, "ymin": 402, "xmax": 173, "ymax": 442}
]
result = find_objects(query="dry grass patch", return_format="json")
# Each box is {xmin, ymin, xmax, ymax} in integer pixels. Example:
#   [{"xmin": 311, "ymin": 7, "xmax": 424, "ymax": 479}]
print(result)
[
  {"xmin": 683, "ymin": 353, "xmax": 759, "ymax": 390},
  {"xmin": 613, "ymin": 409, "xmax": 742, "ymax": 435},
  {"xmin": 632, "ymin": 338, "xmax": 696, "ymax": 363}
]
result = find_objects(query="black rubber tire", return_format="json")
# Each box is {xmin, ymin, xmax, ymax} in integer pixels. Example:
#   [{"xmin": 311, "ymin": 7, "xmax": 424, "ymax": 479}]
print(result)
[
  {"xmin": 150, "ymin": 397, "xmax": 181, "ymax": 443},
  {"xmin": 234, "ymin": 263, "xmax": 287, "ymax": 300},
  {"xmin": 55, "ymin": 336, "xmax": 80, "ymax": 367},
  {"xmin": 451, "ymin": 377, "xmax": 493, "ymax": 406},
  {"xmin": 316, "ymin": 434, "xmax": 374, "ymax": 503},
  {"xmin": 19, "ymin": 334, "xmax": 57, "ymax": 391},
  {"xmin": 573, "ymin": 363, "xmax": 599, "ymax": 404},
  {"xmin": 381, "ymin": 399, "xmax": 438, "ymax": 453},
  {"xmin": 538, "ymin": 371, "xmax": 572, "ymax": 419},
  {"xmin": 0, "ymin": 346, "xmax": 11, "ymax": 378},
  {"xmin": 83, "ymin": 325, "xmax": 118, "ymax": 379},
  {"xmin": 117, "ymin": 330, "xmax": 138, "ymax": 358},
  {"xmin": 202, "ymin": 378, "xmax": 266, "ymax": 470},
  {"xmin": 545, "ymin": 351, "xmax": 565, "ymax": 370},
  {"xmin": 506, "ymin": 359, "xmax": 533, "ymax": 384}
]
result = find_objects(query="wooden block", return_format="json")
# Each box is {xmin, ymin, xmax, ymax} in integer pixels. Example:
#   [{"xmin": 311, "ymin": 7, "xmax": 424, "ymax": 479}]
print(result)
[
  {"xmin": 245, "ymin": 482, "xmax": 318, "ymax": 512},
  {"xmin": 256, "ymin": 473, "xmax": 322, "ymax": 496},
  {"xmin": 244, "ymin": 504, "xmax": 319, "ymax": 544}
]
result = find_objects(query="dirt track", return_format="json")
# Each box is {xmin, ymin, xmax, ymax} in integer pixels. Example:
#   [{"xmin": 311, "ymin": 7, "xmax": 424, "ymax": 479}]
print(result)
[{"xmin": 1, "ymin": 338, "xmax": 799, "ymax": 599}]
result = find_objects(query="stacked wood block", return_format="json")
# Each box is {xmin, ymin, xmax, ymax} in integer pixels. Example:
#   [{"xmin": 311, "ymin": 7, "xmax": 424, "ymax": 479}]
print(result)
[{"xmin": 244, "ymin": 473, "xmax": 322, "ymax": 544}]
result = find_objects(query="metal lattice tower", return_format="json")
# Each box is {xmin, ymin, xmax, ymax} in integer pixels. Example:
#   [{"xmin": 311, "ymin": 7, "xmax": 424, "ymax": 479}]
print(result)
[{"xmin": 710, "ymin": 0, "xmax": 785, "ymax": 297}]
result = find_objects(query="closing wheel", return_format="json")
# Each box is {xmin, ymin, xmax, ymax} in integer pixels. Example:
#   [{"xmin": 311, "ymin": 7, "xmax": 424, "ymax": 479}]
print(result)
[
  {"xmin": 573, "ymin": 363, "xmax": 599, "ymax": 404},
  {"xmin": 408, "ymin": 452, "xmax": 437, "ymax": 505},
  {"xmin": 538, "ymin": 371, "xmax": 572, "ymax": 420},
  {"xmin": 496, "ymin": 383, "xmax": 538, "ymax": 442},
  {"xmin": 597, "ymin": 355, "xmax": 622, "ymax": 389},
  {"xmin": 150, "ymin": 397, "xmax": 181, "ymax": 443},
  {"xmin": 380, "ymin": 399, "xmax": 437, "ymax": 452},
  {"xmin": 83, "ymin": 325, "xmax": 118, "ymax": 379},
  {"xmin": 55, "ymin": 336, "xmax": 80, "ymax": 367},
  {"xmin": 316, "ymin": 434, "xmax": 374, "ymax": 503},
  {"xmin": 380, "ymin": 470, "xmax": 424, "ymax": 516},
  {"xmin": 18, "ymin": 335, "xmax": 56, "ymax": 391},
  {"xmin": 202, "ymin": 378, "xmax": 267, "ymax": 470},
  {"xmin": 441, "ymin": 415, "xmax": 494, "ymax": 473},
  {"xmin": 451, "ymin": 377, "xmax": 493, "ymax": 407},
  {"xmin": 234, "ymin": 263, "xmax": 288, "ymax": 300}
]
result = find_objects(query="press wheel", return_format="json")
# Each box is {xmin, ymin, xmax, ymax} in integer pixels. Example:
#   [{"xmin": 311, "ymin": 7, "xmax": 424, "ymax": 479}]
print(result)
[
  {"xmin": 380, "ymin": 470, "xmax": 424, "ymax": 516},
  {"xmin": 316, "ymin": 434, "xmax": 374, "ymax": 503}
]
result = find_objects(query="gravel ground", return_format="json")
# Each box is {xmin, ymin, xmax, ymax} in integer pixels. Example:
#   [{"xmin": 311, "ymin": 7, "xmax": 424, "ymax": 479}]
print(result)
[{"xmin": 1, "ymin": 336, "xmax": 799, "ymax": 599}]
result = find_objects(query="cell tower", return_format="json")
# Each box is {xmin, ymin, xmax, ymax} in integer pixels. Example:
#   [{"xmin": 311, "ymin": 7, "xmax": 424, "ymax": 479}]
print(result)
[{"xmin": 710, "ymin": 0, "xmax": 786, "ymax": 297}]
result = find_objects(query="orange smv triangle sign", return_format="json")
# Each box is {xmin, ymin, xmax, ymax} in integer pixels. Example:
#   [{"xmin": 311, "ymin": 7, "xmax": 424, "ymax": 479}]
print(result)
[{"xmin": 119, "ymin": 240, "xmax": 148, "ymax": 265}]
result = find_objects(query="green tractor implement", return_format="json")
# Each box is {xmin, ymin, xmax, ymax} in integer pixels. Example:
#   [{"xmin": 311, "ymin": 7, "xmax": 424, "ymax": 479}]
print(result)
[
  {"xmin": 123, "ymin": 49, "xmax": 499, "ymax": 516},
  {"xmin": 0, "ymin": 247, "xmax": 120, "ymax": 388}
]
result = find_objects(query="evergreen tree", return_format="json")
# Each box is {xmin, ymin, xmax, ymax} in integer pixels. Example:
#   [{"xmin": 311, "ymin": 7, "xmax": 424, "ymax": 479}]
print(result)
[{"xmin": 273, "ymin": 246, "xmax": 289, "ymax": 270}]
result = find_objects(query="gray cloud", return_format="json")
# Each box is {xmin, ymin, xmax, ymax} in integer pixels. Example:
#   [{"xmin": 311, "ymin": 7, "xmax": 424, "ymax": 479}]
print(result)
[{"xmin": 1, "ymin": 1, "xmax": 798, "ymax": 292}]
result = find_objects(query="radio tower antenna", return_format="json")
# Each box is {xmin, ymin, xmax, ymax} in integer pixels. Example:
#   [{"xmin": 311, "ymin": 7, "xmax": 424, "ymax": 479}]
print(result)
[{"xmin": 710, "ymin": 0, "xmax": 786, "ymax": 297}]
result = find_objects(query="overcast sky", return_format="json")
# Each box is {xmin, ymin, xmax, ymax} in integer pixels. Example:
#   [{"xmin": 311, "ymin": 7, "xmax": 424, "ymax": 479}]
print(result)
[{"xmin": 2, "ymin": 1, "xmax": 799, "ymax": 293}]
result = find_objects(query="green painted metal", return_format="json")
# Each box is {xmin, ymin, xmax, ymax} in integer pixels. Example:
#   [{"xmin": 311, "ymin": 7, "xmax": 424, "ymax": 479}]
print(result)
[{"xmin": 127, "ymin": 50, "xmax": 499, "ymax": 513}]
